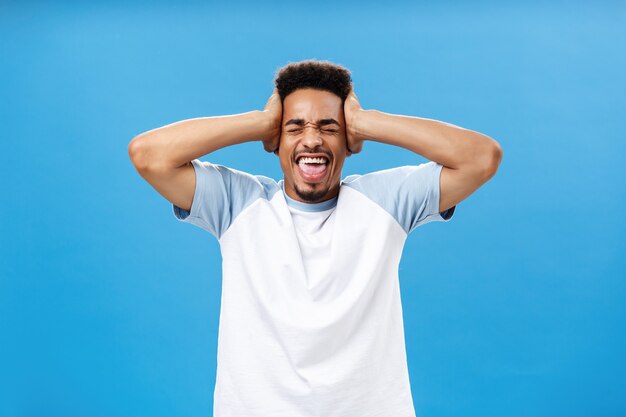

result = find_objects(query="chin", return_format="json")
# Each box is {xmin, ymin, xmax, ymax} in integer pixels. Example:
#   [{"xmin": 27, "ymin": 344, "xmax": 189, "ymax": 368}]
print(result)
[{"xmin": 294, "ymin": 183, "xmax": 330, "ymax": 202}]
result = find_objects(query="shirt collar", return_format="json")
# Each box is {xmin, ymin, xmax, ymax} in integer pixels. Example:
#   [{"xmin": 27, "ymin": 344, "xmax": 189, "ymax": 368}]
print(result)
[{"xmin": 279, "ymin": 181, "xmax": 338, "ymax": 212}]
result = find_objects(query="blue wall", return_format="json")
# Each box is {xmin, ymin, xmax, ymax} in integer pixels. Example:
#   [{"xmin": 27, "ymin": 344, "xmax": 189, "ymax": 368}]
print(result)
[{"xmin": 1, "ymin": 1, "xmax": 625, "ymax": 416}]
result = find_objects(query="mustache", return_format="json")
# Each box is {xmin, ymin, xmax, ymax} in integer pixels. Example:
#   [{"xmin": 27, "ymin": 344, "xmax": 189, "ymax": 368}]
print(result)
[{"xmin": 293, "ymin": 147, "xmax": 333, "ymax": 160}]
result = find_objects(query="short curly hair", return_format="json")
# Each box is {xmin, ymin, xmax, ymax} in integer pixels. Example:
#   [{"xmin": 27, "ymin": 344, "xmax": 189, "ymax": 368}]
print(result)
[{"xmin": 274, "ymin": 59, "xmax": 352, "ymax": 102}]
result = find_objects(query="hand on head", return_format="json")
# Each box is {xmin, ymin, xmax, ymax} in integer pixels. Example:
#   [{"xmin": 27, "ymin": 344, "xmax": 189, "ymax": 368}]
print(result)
[
  {"xmin": 261, "ymin": 88, "xmax": 282, "ymax": 154},
  {"xmin": 261, "ymin": 86, "xmax": 365, "ymax": 157},
  {"xmin": 344, "ymin": 87, "xmax": 365, "ymax": 155}
]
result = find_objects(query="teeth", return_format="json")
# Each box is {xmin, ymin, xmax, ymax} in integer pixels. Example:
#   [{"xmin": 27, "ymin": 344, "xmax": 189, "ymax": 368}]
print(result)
[{"xmin": 298, "ymin": 156, "xmax": 328, "ymax": 164}]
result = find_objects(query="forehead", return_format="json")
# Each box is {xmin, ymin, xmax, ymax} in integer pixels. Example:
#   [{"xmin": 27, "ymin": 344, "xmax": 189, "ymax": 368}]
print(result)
[{"xmin": 283, "ymin": 88, "xmax": 343, "ymax": 119}]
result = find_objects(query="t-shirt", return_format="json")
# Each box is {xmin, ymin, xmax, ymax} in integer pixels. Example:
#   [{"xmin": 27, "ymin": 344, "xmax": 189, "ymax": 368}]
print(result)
[{"xmin": 173, "ymin": 159, "xmax": 456, "ymax": 417}]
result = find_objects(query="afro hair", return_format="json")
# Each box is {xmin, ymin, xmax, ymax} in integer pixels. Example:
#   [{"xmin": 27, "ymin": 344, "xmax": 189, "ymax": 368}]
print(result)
[{"xmin": 274, "ymin": 59, "xmax": 352, "ymax": 103}]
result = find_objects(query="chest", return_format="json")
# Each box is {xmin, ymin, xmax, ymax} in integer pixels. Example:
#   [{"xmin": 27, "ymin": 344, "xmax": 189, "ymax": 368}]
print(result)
[
  {"xmin": 219, "ymin": 188, "xmax": 407, "ymax": 299},
  {"xmin": 287, "ymin": 208, "xmax": 336, "ymax": 286}
]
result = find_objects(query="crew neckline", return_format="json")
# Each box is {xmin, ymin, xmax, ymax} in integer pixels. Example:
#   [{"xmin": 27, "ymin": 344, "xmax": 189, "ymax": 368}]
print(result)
[{"xmin": 279, "ymin": 180, "xmax": 339, "ymax": 212}]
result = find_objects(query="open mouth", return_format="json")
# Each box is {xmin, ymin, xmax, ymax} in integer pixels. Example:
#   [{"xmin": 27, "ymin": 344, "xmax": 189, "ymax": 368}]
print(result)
[{"xmin": 294, "ymin": 154, "xmax": 330, "ymax": 183}]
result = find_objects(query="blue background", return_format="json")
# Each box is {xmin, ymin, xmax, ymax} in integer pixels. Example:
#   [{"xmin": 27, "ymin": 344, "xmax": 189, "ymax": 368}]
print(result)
[{"xmin": 1, "ymin": 1, "xmax": 625, "ymax": 416}]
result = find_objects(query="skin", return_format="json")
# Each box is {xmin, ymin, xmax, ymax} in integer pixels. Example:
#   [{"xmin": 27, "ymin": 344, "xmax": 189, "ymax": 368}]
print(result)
[
  {"xmin": 129, "ymin": 84, "xmax": 502, "ymax": 214},
  {"xmin": 273, "ymin": 88, "xmax": 350, "ymax": 203},
  {"xmin": 262, "ymin": 85, "xmax": 503, "ymax": 212}
]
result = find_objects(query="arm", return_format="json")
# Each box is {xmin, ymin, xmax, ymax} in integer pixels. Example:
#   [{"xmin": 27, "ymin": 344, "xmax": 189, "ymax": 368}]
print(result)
[
  {"xmin": 128, "ymin": 90, "xmax": 282, "ymax": 211},
  {"xmin": 344, "ymin": 89, "xmax": 503, "ymax": 213}
]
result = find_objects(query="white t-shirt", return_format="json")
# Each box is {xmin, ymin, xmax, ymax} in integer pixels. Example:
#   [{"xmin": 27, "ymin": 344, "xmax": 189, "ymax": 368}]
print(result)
[{"xmin": 173, "ymin": 159, "xmax": 456, "ymax": 417}]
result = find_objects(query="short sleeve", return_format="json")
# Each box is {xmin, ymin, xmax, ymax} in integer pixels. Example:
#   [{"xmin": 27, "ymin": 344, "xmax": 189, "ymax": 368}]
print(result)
[
  {"xmin": 342, "ymin": 161, "xmax": 456, "ymax": 234},
  {"xmin": 172, "ymin": 159, "xmax": 273, "ymax": 239}
]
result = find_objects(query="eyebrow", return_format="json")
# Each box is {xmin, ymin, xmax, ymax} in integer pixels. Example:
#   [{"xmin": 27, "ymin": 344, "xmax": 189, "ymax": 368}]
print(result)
[{"xmin": 285, "ymin": 118, "xmax": 340, "ymax": 127}]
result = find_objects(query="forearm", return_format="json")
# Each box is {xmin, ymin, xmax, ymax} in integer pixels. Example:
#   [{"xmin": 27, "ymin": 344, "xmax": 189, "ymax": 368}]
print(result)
[
  {"xmin": 129, "ymin": 110, "xmax": 269, "ymax": 171},
  {"xmin": 356, "ymin": 109, "xmax": 501, "ymax": 171}
]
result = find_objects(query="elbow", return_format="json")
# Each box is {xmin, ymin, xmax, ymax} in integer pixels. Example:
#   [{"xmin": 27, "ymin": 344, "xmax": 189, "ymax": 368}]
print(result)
[
  {"xmin": 128, "ymin": 136, "xmax": 146, "ymax": 171},
  {"xmin": 474, "ymin": 138, "xmax": 502, "ymax": 181},
  {"xmin": 128, "ymin": 134, "xmax": 176, "ymax": 175},
  {"xmin": 128, "ymin": 135, "xmax": 154, "ymax": 173},
  {"xmin": 482, "ymin": 139, "xmax": 503, "ymax": 180}
]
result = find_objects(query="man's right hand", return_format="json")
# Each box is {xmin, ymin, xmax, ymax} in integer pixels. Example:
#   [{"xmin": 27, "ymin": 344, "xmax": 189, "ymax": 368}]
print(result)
[{"xmin": 261, "ymin": 88, "xmax": 282, "ymax": 154}]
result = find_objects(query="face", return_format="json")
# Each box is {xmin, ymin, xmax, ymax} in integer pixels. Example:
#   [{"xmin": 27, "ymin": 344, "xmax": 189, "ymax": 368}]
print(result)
[{"xmin": 278, "ymin": 88, "xmax": 350, "ymax": 203}]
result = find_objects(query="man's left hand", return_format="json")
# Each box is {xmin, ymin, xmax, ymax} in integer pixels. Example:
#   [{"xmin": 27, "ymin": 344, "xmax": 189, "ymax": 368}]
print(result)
[{"xmin": 344, "ymin": 87, "xmax": 366, "ymax": 155}]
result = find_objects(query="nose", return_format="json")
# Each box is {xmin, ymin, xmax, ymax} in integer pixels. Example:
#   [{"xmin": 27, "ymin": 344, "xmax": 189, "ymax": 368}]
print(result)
[{"xmin": 301, "ymin": 124, "xmax": 323, "ymax": 148}]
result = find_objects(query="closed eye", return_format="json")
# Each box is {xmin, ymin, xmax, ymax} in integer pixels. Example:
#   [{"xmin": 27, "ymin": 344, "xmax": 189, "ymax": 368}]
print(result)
[{"xmin": 286, "ymin": 127, "xmax": 338, "ymax": 133}]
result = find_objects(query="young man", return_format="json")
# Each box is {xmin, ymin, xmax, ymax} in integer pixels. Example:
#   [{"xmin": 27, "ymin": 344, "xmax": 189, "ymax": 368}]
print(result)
[{"xmin": 128, "ymin": 60, "xmax": 502, "ymax": 417}]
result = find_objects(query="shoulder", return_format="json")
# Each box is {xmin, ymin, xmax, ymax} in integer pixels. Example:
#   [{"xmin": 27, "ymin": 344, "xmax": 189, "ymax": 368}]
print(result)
[
  {"xmin": 193, "ymin": 160, "xmax": 281, "ymax": 201},
  {"xmin": 341, "ymin": 162, "xmax": 438, "ymax": 190},
  {"xmin": 175, "ymin": 160, "xmax": 283, "ymax": 239},
  {"xmin": 340, "ymin": 162, "xmax": 452, "ymax": 233}
]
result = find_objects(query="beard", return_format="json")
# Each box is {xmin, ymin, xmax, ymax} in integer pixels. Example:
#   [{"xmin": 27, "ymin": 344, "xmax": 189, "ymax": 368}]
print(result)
[{"xmin": 294, "ymin": 182, "xmax": 330, "ymax": 202}]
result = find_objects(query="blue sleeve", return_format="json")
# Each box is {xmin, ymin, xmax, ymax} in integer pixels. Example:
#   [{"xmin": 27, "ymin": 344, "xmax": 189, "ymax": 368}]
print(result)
[
  {"xmin": 172, "ymin": 159, "xmax": 275, "ymax": 239},
  {"xmin": 342, "ymin": 161, "xmax": 456, "ymax": 233}
]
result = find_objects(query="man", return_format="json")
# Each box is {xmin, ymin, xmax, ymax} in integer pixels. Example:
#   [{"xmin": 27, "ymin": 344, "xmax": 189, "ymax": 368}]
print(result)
[{"xmin": 128, "ymin": 59, "xmax": 502, "ymax": 417}]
